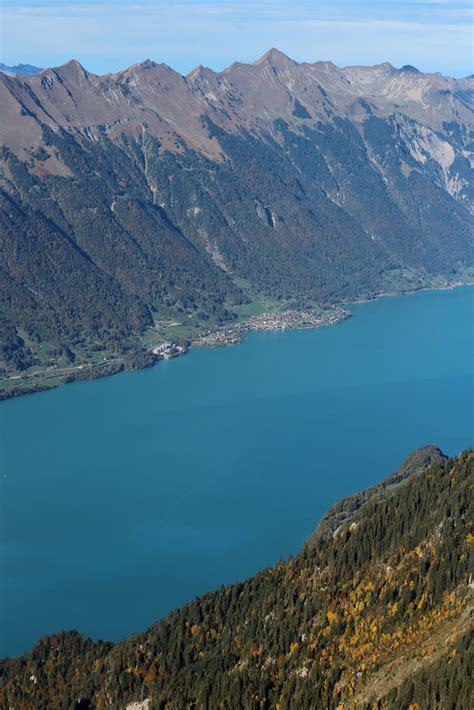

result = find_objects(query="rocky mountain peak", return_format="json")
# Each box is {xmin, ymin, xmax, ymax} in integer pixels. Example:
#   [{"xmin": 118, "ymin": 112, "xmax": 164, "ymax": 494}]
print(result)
[
  {"xmin": 401, "ymin": 64, "xmax": 421, "ymax": 74},
  {"xmin": 120, "ymin": 58, "xmax": 178, "ymax": 78},
  {"xmin": 253, "ymin": 47, "xmax": 297, "ymax": 68},
  {"xmin": 186, "ymin": 64, "xmax": 217, "ymax": 85},
  {"xmin": 54, "ymin": 58, "xmax": 91, "ymax": 79},
  {"xmin": 29, "ymin": 59, "xmax": 95, "ymax": 92}
]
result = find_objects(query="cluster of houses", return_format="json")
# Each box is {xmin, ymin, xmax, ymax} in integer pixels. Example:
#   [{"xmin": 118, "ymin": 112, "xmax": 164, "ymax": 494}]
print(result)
[
  {"xmin": 192, "ymin": 308, "xmax": 350, "ymax": 348},
  {"xmin": 151, "ymin": 342, "xmax": 186, "ymax": 359}
]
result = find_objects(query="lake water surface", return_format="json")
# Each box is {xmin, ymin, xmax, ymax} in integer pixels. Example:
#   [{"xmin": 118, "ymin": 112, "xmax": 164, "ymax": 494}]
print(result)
[{"xmin": 0, "ymin": 286, "xmax": 473, "ymax": 657}]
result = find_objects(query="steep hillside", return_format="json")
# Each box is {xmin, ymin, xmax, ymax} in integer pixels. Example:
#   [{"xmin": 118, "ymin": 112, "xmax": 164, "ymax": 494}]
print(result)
[
  {"xmin": 0, "ymin": 50, "xmax": 472, "ymax": 394},
  {"xmin": 0, "ymin": 447, "xmax": 472, "ymax": 709}
]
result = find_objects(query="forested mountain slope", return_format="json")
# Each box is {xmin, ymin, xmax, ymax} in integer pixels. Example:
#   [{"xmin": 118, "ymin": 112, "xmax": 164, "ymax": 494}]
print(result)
[
  {"xmin": 1, "ymin": 446, "xmax": 472, "ymax": 709},
  {"xmin": 0, "ymin": 50, "xmax": 472, "ymax": 386}
]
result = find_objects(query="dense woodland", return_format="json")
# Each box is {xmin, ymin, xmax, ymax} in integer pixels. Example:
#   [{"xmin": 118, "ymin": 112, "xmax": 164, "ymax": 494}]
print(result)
[{"xmin": 1, "ymin": 447, "xmax": 472, "ymax": 709}]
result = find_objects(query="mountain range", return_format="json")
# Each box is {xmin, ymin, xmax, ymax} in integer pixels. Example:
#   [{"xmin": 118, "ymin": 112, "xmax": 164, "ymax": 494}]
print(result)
[
  {"xmin": 1, "ymin": 446, "xmax": 472, "ymax": 708},
  {"xmin": 0, "ymin": 63, "xmax": 43, "ymax": 77},
  {"xmin": 0, "ymin": 50, "xmax": 472, "ymax": 391}
]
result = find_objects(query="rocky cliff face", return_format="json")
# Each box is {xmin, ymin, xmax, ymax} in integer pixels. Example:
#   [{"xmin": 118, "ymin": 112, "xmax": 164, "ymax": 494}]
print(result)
[{"xmin": 0, "ymin": 50, "xmax": 472, "ymax": 376}]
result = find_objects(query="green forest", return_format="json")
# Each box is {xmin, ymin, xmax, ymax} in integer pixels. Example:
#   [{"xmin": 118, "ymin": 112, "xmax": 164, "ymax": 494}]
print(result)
[{"xmin": 1, "ymin": 447, "xmax": 472, "ymax": 709}]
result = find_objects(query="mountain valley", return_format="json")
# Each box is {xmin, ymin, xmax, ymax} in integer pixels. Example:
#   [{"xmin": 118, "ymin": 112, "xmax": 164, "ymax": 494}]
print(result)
[{"xmin": 1, "ymin": 50, "xmax": 472, "ymax": 397}]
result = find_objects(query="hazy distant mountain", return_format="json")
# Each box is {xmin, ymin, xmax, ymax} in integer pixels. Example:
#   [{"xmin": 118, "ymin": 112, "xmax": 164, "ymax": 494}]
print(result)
[
  {"xmin": 1, "ymin": 446, "xmax": 472, "ymax": 708},
  {"xmin": 0, "ymin": 62, "xmax": 42, "ymax": 76},
  {"xmin": 0, "ymin": 49, "xmax": 472, "ymax": 379}
]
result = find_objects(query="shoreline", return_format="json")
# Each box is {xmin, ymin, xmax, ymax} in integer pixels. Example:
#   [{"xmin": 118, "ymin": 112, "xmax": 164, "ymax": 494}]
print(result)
[
  {"xmin": 0, "ymin": 308, "xmax": 349, "ymax": 401},
  {"xmin": 1, "ymin": 280, "xmax": 472, "ymax": 402},
  {"xmin": 345, "ymin": 279, "xmax": 471, "ymax": 308}
]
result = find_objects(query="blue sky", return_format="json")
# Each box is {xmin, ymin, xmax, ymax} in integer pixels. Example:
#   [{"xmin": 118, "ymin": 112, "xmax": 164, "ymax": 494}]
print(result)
[{"xmin": 1, "ymin": 1, "xmax": 472, "ymax": 77}]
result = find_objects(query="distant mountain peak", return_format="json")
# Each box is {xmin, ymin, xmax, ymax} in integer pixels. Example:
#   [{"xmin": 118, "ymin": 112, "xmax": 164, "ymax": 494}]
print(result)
[
  {"xmin": 121, "ymin": 58, "xmax": 181, "ymax": 80},
  {"xmin": 309, "ymin": 59, "xmax": 338, "ymax": 70},
  {"xmin": 345, "ymin": 61, "xmax": 396, "ymax": 76},
  {"xmin": 52, "ymin": 59, "xmax": 90, "ymax": 78},
  {"xmin": 0, "ymin": 62, "xmax": 43, "ymax": 77},
  {"xmin": 45, "ymin": 60, "xmax": 97, "ymax": 89},
  {"xmin": 401, "ymin": 64, "xmax": 421, "ymax": 74},
  {"xmin": 133, "ymin": 58, "xmax": 160, "ymax": 71},
  {"xmin": 187, "ymin": 64, "xmax": 217, "ymax": 83},
  {"xmin": 254, "ymin": 48, "xmax": 297, "ymax": 67}
]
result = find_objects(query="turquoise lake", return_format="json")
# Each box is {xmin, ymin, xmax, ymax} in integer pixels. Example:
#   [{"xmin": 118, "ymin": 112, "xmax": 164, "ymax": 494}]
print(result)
[{"xmin": 0, "ymin": 286, "xmax": 473, "ymax": 657}]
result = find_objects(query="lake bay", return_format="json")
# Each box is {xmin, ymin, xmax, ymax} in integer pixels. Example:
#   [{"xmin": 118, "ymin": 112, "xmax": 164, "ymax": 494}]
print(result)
[{"xmin": 0, "ymin": 286, "xmax": 473, "ymax": 657}]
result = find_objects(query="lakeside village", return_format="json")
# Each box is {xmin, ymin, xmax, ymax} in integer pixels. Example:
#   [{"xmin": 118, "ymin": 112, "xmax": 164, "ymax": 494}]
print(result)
[
  {"xmin": 150, "ymin": 308, "xmax": 351, "ymax": 359},
  {"xmin": 0, "ymin": 308, "xmax": 350, "ymax": 398}
]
